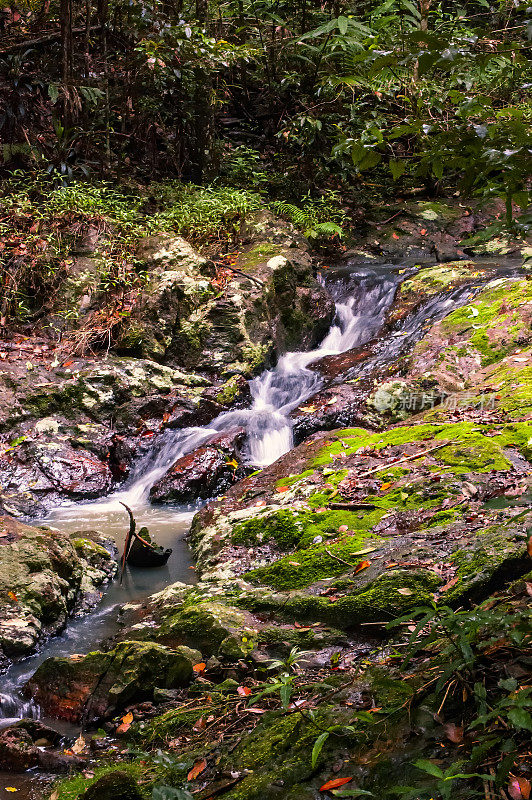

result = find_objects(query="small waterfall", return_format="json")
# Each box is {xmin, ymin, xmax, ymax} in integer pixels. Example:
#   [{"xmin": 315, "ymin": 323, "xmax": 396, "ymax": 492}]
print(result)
[
  {"xmin": 118, "ymin": 268, "xmax": 400, "ymax": 491},
  {"xmin": 0, "ymin": 691, "xmax": 39, "ymax": 729}
]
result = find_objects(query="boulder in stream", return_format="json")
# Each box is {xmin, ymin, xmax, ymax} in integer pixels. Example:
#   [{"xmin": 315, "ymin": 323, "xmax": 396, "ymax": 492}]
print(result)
[
  {"xmin": 0, "ymin": 516, "xmax": 116, "ymax": 667},
  {"xmin": 25, "ymin": 640, "xmax": 201, "ymax": 723},
  {"xmin": 149, "ymin": 428, "xmax": 248, "ymax": 504}
]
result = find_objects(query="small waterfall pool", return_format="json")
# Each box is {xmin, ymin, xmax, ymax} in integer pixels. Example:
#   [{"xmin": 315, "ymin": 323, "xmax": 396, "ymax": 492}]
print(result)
[{"xmin": 0, "ymin": 262, "xmax": 504, "ymax": 729}]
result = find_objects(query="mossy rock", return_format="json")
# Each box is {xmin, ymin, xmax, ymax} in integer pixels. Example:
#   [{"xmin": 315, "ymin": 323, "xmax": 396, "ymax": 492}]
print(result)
[
  {"xmin": 82, "ymin": 771, "xmax": 143, "ymax": 800},
  {"xmin": 25, "ymin": 641, "xmax": 197, "ymax": 723}
]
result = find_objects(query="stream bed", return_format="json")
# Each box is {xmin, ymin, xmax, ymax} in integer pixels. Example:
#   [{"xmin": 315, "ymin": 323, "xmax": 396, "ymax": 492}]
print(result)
[{"xmin": 0, "ymin": 259, "xmax": 522, "ymax": 767}]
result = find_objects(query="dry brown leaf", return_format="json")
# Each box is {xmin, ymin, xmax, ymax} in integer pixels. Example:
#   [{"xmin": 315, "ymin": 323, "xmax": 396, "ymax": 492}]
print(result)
[
  {"xmin": 443, "ymin": 723, "xmax": 464, "ymax": 743},
  {"xmin": 71, "ymin": 734, "xmax": 87, "ymax": 754}
]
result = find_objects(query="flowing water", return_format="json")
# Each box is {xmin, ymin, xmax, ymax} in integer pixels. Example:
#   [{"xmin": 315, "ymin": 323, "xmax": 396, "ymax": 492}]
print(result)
[{"xmin": 0, "ymin": 263, "xmax": 504, "ymax": 729}]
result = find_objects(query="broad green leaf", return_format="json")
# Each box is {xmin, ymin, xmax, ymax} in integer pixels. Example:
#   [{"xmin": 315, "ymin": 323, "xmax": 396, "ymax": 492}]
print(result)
[{"xmin": 413, "ymin": 759, "xmax": 444, "ymax": 779}]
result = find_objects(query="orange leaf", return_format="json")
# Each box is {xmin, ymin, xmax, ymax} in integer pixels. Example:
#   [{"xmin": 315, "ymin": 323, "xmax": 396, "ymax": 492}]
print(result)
[
  {"xmin": 353, "ymin": 560, "xmax": 371, "ymax": 574},
  {"xmin": 193, "ymin": 662, "xmax": 206, "ymax": 673},
  {"xmin": 237, "ymin": 686, "xmax": 252, "ymax": 696},
  {"xmin": 509, "ymin": 778, "xmax": 531, "ymax": 800},
  {"xmin": 380, "ymin": 482, "xmax": 392, "ymax": 491},
  {"xmin": 319, "ymin": 776, "xmax": 353, "ymax": 791},
  {"xmin": 116, "ymin": 711, "xmax": 134, "ymax": 734},
  {"xmin": 187, "ymin": 758, "xmax": 207, "ymax": 781},
  {"xmin": 276, "ymin": 486, "xmax": 290, "ymax": 493},
  {"xmin": 392, "ymin": 232, "xmax": 400, "ymax": 239},
  {"xmin": 420, "ymin": 228, "xmax": 427, "ymax": 235},
  {"xmin": 7, "ymin": 591, "xmax": 18, "ymax": 602}
]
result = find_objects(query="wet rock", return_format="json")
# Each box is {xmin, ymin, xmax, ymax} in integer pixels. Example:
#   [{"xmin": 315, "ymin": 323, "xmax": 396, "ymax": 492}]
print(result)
[
  {"xmin": 82, "ymin": 771, "xmax": 143, "ymax": 800},
  {"xmin": 291, "ymin": 383, "xmax": 380, "ymax": 445},
  {"xmin": 0, "ymin": 516, "xmax": 116, "ymax": 665},
  {"xmin": 150, "ymin": 428, "xmax": 247, "ymax": 504},
  {"xmin": 25, "ymin": 640, "xmax": 198, "ymax": 723},
  {"xmin": 0, "ymin": 720, "xmax": 84, "ymax": 773}
]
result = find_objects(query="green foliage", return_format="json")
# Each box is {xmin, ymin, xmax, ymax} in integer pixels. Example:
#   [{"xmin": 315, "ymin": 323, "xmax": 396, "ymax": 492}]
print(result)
[{"xmin": 269, "ymin": 193, "xmax": 346, "ymax": 240}]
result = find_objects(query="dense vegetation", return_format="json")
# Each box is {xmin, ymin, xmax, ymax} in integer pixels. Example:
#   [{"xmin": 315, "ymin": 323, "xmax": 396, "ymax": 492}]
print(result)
[{"xmin": 1, "ymin": 0, "xmax": 530, "ymax": 206}]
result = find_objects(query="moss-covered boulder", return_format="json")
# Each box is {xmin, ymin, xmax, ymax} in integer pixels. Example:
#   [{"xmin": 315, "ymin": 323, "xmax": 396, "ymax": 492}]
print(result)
[
  {"xmin": 404, "ymin": 276, "xmax": 532, "ymax": 420},
  {"xmin": 189, "ymin": 421, "xmax": 532, "ymax": 627},
  {"xmin": 115, "ymin": 234, "xmax": 334, "ymax": 378},
  {"xmin": 0, "ymin": 516, "xmax": 116, "ymax": 666},
  {"xmin": 82, "ymin": 771, "xmax": 142, "ymax": 800},
  {"xmin": 25, "ymin": 640, "xmax": 200, "ymax": 723}
]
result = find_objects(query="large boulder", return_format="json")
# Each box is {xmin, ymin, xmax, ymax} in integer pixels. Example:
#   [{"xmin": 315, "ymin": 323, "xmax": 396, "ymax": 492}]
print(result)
[
  {"xmin": 114, "ymin": 234, "xmax": 335, "ymax": 377},
  {"xmin": 0, "ymin": 516, "xmax": 116, "ymax": 665},
  {"xmin": 188, "ymin": 419, "xmax": 532, "ymax": 627},
  {"xmin": 149, "ymin": 428, "xmax": 247, "ymax": 503},
  {"xmin": 24, "ymin": 640, "xmax": 200, "ymax": 723}
]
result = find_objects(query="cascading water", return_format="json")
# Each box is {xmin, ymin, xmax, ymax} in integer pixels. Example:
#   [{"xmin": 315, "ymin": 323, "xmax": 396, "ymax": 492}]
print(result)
[{"xmin": 117, "ymin": 267, "xmax": 401, "ymax": 489}]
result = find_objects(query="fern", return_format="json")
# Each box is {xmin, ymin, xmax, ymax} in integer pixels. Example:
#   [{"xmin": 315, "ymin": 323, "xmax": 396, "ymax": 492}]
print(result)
[{"xmin": 269, "ymin": 195, "xmax": 345, "ymax": 241}]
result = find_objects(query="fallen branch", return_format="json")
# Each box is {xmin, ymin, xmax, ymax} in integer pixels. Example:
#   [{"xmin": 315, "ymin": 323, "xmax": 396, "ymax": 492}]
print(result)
[
  {"xmin": 358, "ymin": 440, "xmax": 455, "ymax": 478},
  {"xmin": 325, "ymin": 548, "xmax": 356, "ymax": 567},
  {"xmin": 329, "ymin": 501, "xmax": 377, "ymax": 510},
  {"xmin": 0, "ymin": 25, "xmax": 102, "ymax": 55}
]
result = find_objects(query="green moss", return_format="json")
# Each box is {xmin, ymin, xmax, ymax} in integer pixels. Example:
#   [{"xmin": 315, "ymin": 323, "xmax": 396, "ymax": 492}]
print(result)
[
  {"xmin": 275, "ymin": 469, "xmax": 315, "ymax": 488},
  {"xmin": 238, "ymin": 243, "xmax": 283, "ymax": 270},
  {"xmin": 440, "ymin": 278, "xmax": 532, "ymax": 366},
  {"xmin": 215, "ymin": 375, "xmax": 242, "ymax": 405},
  {"xmin": 232, "ymin": 510, "xmax": 303, "ymax": 550},
  {"xmin": 245, "ymin": 521, "xmax": 381, "ymax": 590},
  {"xmin": 445, "ymin": 525, "xmax": 529, "ymax": 603},
  {"xmin": 50, "ymin": 760, "xmax": 152, "ymax": 800},
  {"xmin": 312, "ymin": 422, "xmax": 532, "ymax": 473}
]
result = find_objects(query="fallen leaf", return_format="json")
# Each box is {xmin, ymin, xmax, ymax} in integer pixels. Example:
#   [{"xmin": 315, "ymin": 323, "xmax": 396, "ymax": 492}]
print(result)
[
  {"xmin": 71, "ymin": 734, "xmax": 87, "ymax": 753},
  {"xmin": 116, "ymin": 711, "xmax": 134, "ymax": 734},
  {"xmin": 276, "ymin": 486, "xmax": 290, "ymax": 493},
  {"xmin": 397, "ymin": 588, "xmax": 413, "ymax": 596},
  {"xmin": 288, "ymin": 561, "xmax": 300, "ymax": 566},
  {"xmin": 319, "ymin": 776, "xmax": 353, "ymax": 791},
  {"xmin": 380, "ymin": 482, "xmax": 392, "ymax": 491},
  {"xmin": 509, "ymin": 777, "xmax": 532, "ymax": 800},
  {"xmin": 392, "ymin": 232, "xmax": 400, "ymax": 239},
  {"xmin": 440, "ymin": 576, "xmax": 459, "ymax": 592},
  {"xmin": 299, "ymin": 405, "xmax": 317, "ymax": 413},
  {"xmin": 353, "ymin": 560, "xmax": 371, "ymax": 574},
  {"xmin": 420, "ymin": 228, "xmax": 427, "ymax": 235},
  {"xmin": 187, "ymin": 758, "xmax": 207, "ymax": 781},
  {"xmin": 246, "ymin": 707, "xmax": 266, "ymax": 714},
  {"xmin": 443, "ymin": 723, "xmax": 464, "ymax": 743},
  {"xmin": 237, "ymin": 686, "xmax": 252, "ymax": 696},
  {"xmin": 5, "ymin": 790, "xmax": 18, "ymax": 794},
  {"xmin": 7, "ymin": 591, "xmax": 18, "ymax": 602},
  {"xmin": 338, "ymin": 525, "xmax": 349, "ymax": 533},
  {"xmin": 525, "ymin": 582, "xmax": 532, "ymax": 597},
  {"xmin": 527, "ymin": 537, "xmax": 532, "ymax": 558},
  {"xmin": 193, "ymin": 662, "xmax": 206, "ymax": 673},
  {"xmin": 193, "ymin": 716, "xmax": 206, "ymax": 730},
  {"xmin": 326, "ymin": 397, "xmax": 338, "ymax": 405}
]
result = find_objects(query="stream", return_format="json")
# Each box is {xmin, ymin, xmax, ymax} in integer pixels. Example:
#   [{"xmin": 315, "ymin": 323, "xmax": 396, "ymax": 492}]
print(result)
[{"xmin": 0, "ymin": 261, "xmax": 512, "ymax": 739}]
